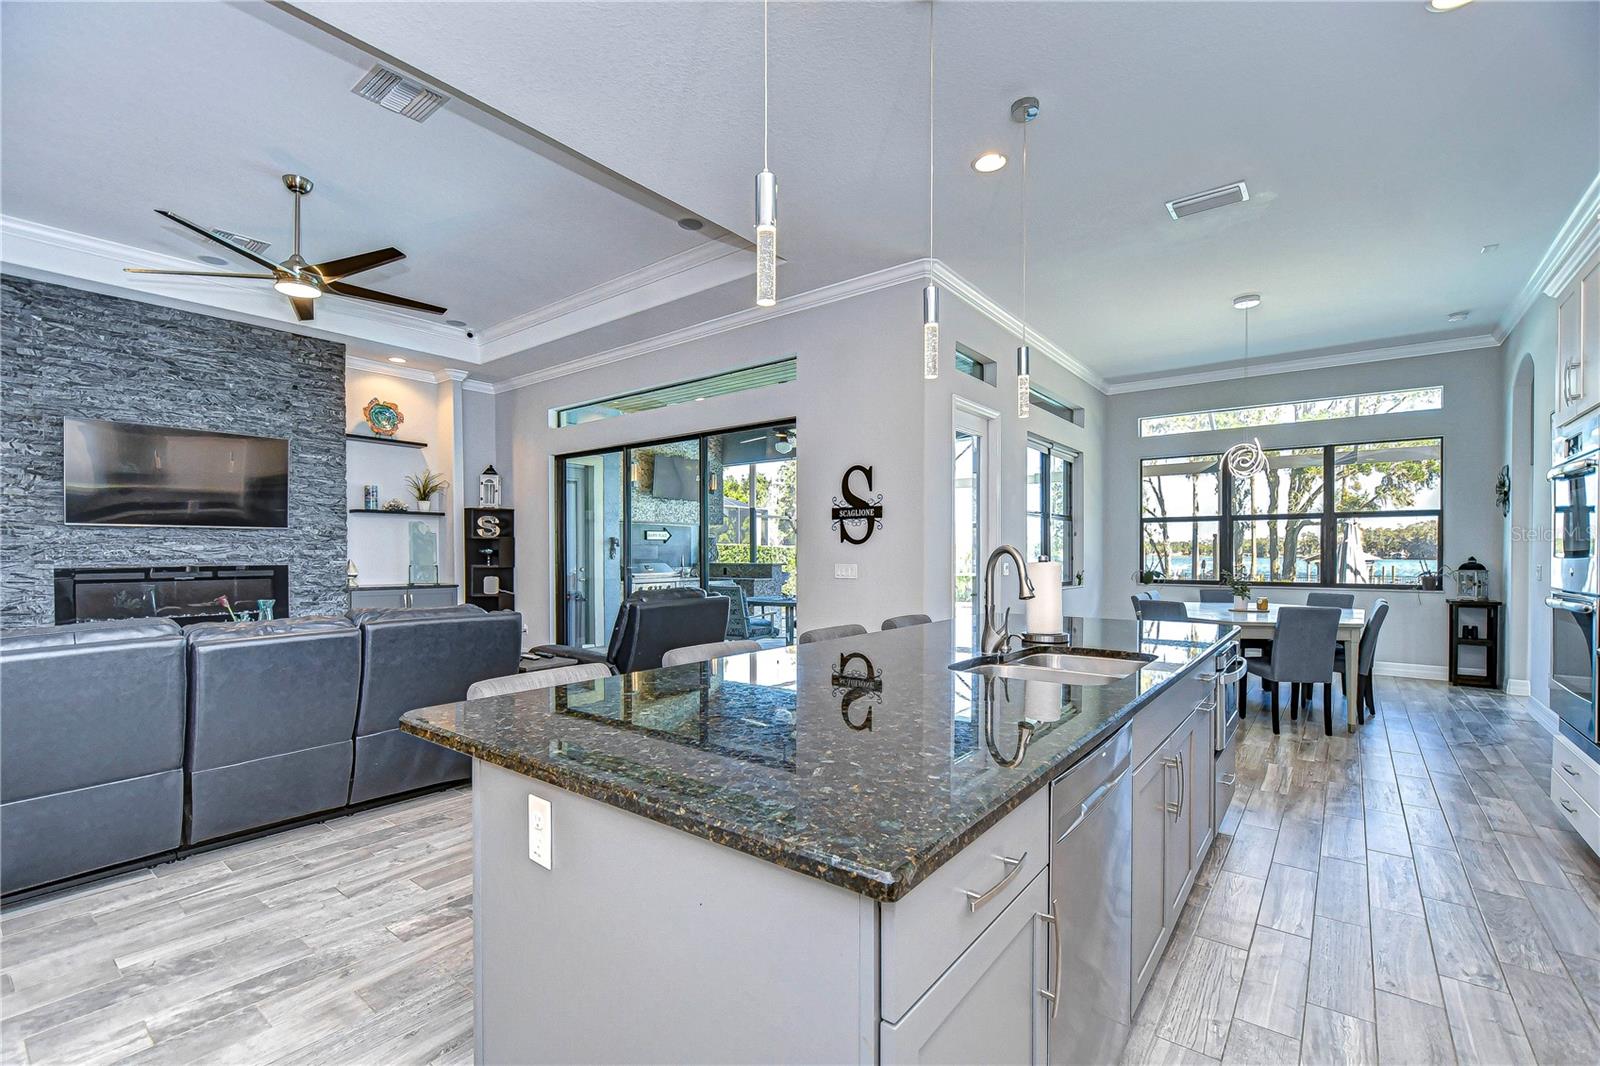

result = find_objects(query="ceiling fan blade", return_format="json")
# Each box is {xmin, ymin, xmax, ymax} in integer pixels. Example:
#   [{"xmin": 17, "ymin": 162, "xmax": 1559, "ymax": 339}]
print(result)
[
  {"xmin": 123, "ymin": 268, "xmax": 275, "ymax": 279},
  {"xmin": 154, "ymin": 210, "xmax": 280, "ymax": 272},
  {"xmin": 326, "ymin": 281, "xmax": 446, "ymax": 315},
  {"xmin": 312, "ymin": 247, "xmax": 405, "ymax": 280},
  {"xmin": 290, "ymin": 297, "xmax": 316, "ymax": 322}
]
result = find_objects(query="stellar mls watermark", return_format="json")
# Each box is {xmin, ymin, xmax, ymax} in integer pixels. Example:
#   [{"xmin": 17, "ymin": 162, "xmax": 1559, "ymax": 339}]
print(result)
[{"xmin": 1510, "ymin": 525, "xmax": 1554, "ymax": 543}]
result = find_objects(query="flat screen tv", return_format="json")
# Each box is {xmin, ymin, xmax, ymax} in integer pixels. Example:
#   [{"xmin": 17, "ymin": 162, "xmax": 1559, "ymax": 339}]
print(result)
[{"xmin": 63, "ymin": 418, "xmax": 289, "ymax": 528}]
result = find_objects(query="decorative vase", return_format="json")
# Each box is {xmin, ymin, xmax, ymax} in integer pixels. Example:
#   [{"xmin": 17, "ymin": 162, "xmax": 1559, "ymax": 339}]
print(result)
[{"xmin": 1233, "ymin": 595, "xmax": 1249, "ymax": 609}]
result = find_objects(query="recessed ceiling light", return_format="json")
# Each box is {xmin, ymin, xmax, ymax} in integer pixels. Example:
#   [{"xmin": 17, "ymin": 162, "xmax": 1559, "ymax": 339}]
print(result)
[
  {"xmin": 1232, "ymin": 293, "xmax": 1262, "ymax": 310},
  {"xmin": 972, "ymin": 152, "xmax": 1007, "ymax": 174},
  {"xmin": 197, "ymin": 255, "xmax": 228, "ymax": 266},
  {"xmin": 677, "ymin": 217, "xmax": 704, "ymax": 231},
  {"xmin": 388, "ymin": 356, "xmax": 408, "ymax": 364},
  {"xmin": 1480, "ymin": 243, "xmax": 1499, "ymax": 254},
  {"xmin": 445, "ymin": 319, "xmax": 467, "ymax": 328},
  {"xmin": 1425, "ymin": 0, "xmax": 1473, "ymax": 11},
  {"xmin": 1447, "ymin": 310, "xmax": 1471, "ymax": 322}
]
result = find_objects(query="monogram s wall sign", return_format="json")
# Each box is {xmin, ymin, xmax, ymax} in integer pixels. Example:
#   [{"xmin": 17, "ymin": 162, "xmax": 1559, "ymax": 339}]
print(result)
[{"xmin": 831, "ymin": 465, "xmax": 885, "ymax": 545}]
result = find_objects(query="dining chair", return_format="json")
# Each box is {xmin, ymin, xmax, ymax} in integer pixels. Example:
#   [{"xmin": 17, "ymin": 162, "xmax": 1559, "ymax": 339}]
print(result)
[
  {"xmin": 1245, "ymin": 606, "xmax": 1342, "ymax": 735},
  {"xmin": 1134, "ymin": 598, "xmax": 1188, "ymax": 622},
  {"xmin": 1198, "ymin": 588, "xmax": 1233, "ymax": 603},
  {"xmin": 797, "ymin": 624, "xmax": 868, "ymax": 646},
  {"xmin": 880, "ymin": 614, "xmax": 933, "ymax": 631},
  {"xmin": 661, "ymin": 640, "xmax": 761, "ymax": 667},
  {"xmin": 1306, "ymin": 592, "xmax": 1355, "ymax": 609},
  {"xmin": 468, "ymin": 661, "xmax": 612, "ymax": 698},
  {"xmin": 1335, "ymin": 598, "xmax": 1389, "ymax": 724}
]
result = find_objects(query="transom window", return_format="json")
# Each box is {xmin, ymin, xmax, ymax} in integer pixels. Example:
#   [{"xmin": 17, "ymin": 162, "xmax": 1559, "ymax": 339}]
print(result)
[
  {"xmin": 1138, "ymin": 386, "xmax": 1442, "ymax": 438},
  {"xmin": 1027, "ymin": 437, "xmax": 1076, "ymax": 581},
  {"xmin": 554, "ymin": 358, "xmax": 797, "ymax": 427},
  {"xmin": 1140, "ymin": 438, "xmax": 1442, "ymax": 588}
]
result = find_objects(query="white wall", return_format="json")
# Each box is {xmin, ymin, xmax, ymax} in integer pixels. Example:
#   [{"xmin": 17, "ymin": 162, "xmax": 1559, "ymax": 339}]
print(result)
[
  {"xmin": 494, "ymin": 279, "xmax": 1105, "ymax": 647},
  {"xmin": 1102, "ymin": 347, "xmax": 1507, "ymax": 677},
  {"xmin": 1500, "ymin": 297, "xmax": 1558, "ymax": 701}
]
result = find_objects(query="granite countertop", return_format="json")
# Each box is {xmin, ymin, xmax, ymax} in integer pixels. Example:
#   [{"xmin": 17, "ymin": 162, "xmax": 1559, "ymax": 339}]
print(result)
[{"xmin": 401, "ymin": 616, "xmax": 1237, "ymax": 901}]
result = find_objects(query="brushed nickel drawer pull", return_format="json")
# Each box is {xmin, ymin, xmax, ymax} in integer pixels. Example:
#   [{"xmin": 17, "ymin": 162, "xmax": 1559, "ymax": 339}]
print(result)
[
  {"xmin": 1219, "ymin": 772, "xmax": 1237, "ymax": 787},
  {"xmin": 1562, "ymin": 762, "xmax": 1582, "ymax": 777},
  {"xmin": 1036, "ymin": 897, "xmax": 1062, "ymax": 1020},
  {"xmin": 962, "ymin": 852, "xmax": 1026, "ymax": 912},
  {"xmin": 1560, "ymin": 798, "xmax": 1580, "ymax": 815}
]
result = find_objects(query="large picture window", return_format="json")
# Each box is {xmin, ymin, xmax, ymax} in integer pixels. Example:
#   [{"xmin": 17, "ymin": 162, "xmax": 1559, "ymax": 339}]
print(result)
[
  {"xmin": 1139, "ymin": 437, "xmax": 1442, "ymax": 588},
  {"xmin": 1027, "ymin": 437, "xmax": 1076, "ymax": 580}
]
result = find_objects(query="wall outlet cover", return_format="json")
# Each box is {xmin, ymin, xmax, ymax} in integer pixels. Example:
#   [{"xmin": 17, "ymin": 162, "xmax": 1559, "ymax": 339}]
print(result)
[
  {"xmin": 834, "ymin": 563, "xmax": 859, "ymax": 580},
  {"xmin": 528, "ymin": 794, "xmax": 552, "ymax": 869}
]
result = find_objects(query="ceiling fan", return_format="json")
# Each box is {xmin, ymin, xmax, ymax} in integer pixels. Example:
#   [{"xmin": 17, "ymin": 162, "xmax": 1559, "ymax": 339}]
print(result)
[{"xmin": 124, "ymin": 173, "xmax": 447, "ymax": 323}]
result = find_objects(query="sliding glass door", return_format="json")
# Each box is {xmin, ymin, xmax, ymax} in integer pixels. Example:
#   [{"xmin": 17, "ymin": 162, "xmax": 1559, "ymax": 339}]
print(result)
[{"xmin": 555, "ymin": 422, "xmax": 797, "ymax": 647}]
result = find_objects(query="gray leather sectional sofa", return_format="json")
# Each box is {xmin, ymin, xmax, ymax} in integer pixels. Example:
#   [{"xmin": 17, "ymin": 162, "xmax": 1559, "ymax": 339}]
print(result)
[{"xmin": 0, "ymin": 604, "xmax": 521, "ymax": 897}]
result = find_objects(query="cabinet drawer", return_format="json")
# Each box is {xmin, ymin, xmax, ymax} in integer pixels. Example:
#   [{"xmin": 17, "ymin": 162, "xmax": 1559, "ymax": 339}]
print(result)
[
  {"xmin": 1551, "ymin": 771, "xmax": 1600, "ymax": 857},
  {"xmin": 1215, "ymin": 740, "xmax": 1238, "ymax": 829},
  {"xmin": 880, "ymin": 788, "xmax": 1049, "ymax": 1024},
  {"xmin": 1133, "ymin": 667, "xmax": 1209, "ymax": 771},
  {"xmin": 1553, "ymin": 732, "xmax": 1600, "ymax": 813}
]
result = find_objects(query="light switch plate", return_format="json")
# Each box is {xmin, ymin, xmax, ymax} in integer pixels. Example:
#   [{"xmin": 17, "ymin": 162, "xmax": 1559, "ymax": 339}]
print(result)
[
  {"xmin": 834, "ymin": 563, "xmax": 858, "ymax": 580},
  {"xmin": 527, "ymin": 794, "xmax": 552, "ymax": 869}
]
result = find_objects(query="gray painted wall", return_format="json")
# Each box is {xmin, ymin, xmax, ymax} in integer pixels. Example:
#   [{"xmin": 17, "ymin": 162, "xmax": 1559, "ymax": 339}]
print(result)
[
  {"xmin": 1102, "ymin": 346, "xmax": 1506, "ymax": 675},
  {"xmin": 1500, "ymin": 296, "xmax": 1558, "ymax": 700},
  {"xmin": 0, "ymin": 275, "xmax": 348, "ymax": 624}
]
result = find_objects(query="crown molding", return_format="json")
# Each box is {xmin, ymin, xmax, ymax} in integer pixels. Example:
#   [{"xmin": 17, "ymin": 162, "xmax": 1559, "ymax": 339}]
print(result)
[
  {"xmin": 1504, "ymin": 171, "xmax": 1600, "ymax": 335},
  {"xmin": 344, "ymin": 354, "xmax": 442, "ymax": 384},
  {"xmin": 461, "ymin": 379, "xmax": 497, "ymax": 394},
  {"xmin": 433, "ymin": 368, "xmax": 471, "ymax": 384},
  {"xmin": 474, "ymin": 240, "xmax": 751, "ymax": 362},
  {"xmin": 1, "ymin": 214, "xmax": 479, "ymax": 362},
  {"xmin": 1100, "ymin": 331, "xmax": 1503, "ymax": 395}
]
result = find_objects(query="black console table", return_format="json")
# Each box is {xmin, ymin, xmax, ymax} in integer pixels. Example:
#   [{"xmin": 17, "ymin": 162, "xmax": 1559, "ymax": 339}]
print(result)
[{"xmin": 1447, "ymin": 599, "xmax": 1502, "ymax": 688}]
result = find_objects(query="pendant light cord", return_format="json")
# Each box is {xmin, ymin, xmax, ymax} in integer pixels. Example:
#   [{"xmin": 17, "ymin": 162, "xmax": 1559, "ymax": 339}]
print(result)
[
  {"xmin": 763, "ymin": 0, "xmax": 769, "ymax": 170},
  {"xmin": 1021, "ymin": 118, "xmax": 1029, "ymax": 348},
  {"xmin": 928, "ymin": 0, "xmax": 935, "ymax": 265}
]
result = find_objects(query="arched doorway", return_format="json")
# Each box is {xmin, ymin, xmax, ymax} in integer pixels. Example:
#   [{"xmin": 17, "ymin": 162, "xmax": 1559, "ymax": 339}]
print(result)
[{"xmin": 1508, "ymin": 354, "xmax": 1536, "ymax": 688}]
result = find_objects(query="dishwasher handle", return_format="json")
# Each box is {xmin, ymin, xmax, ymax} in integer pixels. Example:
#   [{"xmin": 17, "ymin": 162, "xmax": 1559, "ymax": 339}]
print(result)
[{"xmin": 1058, "ymin": 766, "xmax": 1131, "ymax": 840}]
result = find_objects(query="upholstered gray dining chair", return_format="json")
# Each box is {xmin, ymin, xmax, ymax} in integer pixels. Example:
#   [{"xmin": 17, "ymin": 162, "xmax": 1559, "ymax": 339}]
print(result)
[
  {"xmin": 880, "ymin": 614, "xmax": 933, "ymax": 631},
  {"xmin": 1335, "ymin": 598, "xmax": 1389, "ymax": 724},
  {"xmin": 1306, "ymin": 592, "xmax": 1356, "ymax": 609},
  {"xmin": 1245, "ymin": 606, "xmax": 1342, "ymax": 735},
  {"xmin": 1133, "ymin": 598, "xmax": 1188, "ymax": 622},
  {"xmin": 798, "ymin": 624, "xmax": 868, "ymax": 646},
  {"xmin": 1198, "ymin": 588, "xmax": 1233, "ymax": 603},
  {"xmin": 661, "ymin": 640, "xmax": 761, "ymax": 667}
]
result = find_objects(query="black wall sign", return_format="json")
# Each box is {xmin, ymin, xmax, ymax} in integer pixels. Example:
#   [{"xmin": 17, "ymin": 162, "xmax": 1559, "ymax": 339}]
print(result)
[{"xmin": 831, "ymin": 464, "xmax": 885, "ymax": 545}]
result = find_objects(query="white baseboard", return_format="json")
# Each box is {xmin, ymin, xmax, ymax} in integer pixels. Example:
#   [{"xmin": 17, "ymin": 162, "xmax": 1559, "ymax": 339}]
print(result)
[
  {"xmin": 1373, "ymin": 660, "xmax": 1448, "ymax": 681},
  {"xmin": 1506, "ymin": 678, "xmax": 1531, "ymax": 697},
  {"xmin": 1525, "ymin": 697, "xmax": 1558, "ymax": 736}
]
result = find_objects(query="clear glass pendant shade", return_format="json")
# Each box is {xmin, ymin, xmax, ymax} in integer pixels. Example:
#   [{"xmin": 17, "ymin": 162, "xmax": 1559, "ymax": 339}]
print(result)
[
  {"xmin": 755, "ymin": 169, "xmax": 777, "ymax": 308},
  {"xmin": 923, "ymin": 283, "xmax": 940, "ymax": 379},
  {"xmin": 1016, "ymin": 345, "xmax": 1031, "ymax": 419}
]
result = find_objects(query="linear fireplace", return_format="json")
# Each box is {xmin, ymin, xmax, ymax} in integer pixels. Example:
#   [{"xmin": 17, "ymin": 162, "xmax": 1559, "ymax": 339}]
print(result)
[{"xmin": 54, "ymin": 565, "xmax": 290, "ymax": 626}]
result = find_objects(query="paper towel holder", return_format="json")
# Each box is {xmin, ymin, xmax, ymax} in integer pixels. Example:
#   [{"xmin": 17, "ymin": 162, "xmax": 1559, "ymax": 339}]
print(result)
[{"xmin": 1020, "ymin": 631, "xmax": 1072, "ymax": 646}]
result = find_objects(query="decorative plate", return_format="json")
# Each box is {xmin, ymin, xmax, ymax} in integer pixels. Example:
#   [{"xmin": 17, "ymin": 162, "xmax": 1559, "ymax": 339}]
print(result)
[{"xmin": 363, "ymin": 397, "xmax": 405, "ymax": 437}]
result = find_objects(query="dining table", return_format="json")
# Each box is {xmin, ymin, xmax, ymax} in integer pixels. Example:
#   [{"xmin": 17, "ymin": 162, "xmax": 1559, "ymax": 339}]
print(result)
[{"xmin": 1183, "ymin": 601, "xmax": 1367, "ymax": 733}]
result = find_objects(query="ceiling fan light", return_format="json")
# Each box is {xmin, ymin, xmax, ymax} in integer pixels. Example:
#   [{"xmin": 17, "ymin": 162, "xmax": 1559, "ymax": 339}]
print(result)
[{"xmin": 273, "ymin": 277, "xmax": 321, "ymax": 300}]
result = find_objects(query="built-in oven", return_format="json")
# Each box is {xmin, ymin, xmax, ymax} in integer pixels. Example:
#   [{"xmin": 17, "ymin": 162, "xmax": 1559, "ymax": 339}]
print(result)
[
  {"xmin": 1551, "ymin": 416, "xmax": 1600, "ymax": 597},
  {"xmin": 1548, "ymin": 590, "xmax": 1600, "ymax": 759}
]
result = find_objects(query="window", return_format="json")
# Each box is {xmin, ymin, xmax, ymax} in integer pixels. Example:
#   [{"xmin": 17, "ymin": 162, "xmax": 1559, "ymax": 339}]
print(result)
[
  {"xmin": 1140, "ymin": 454, "xmax": 1222, "ymax": 582},
  {"xmin": 555, "ymin": 358, "xmax": 797, "ymax": 426},
  {"xmin": 1027, "ymin": 437, "xmax": 1076, "ymax": 580},
  {"xmin": 1139, "ymin": 438, "xmax": 1442, "ymax": 588},
  {"xmin": 1139, "ymin": 386, "xmax": 1442, "ymax": 438},
  {"xmin": 1028, "ymin": 386, "xmax": 1083, "ymax": 426},
  {"xmin": 954, "ymin": 345, "xmax": 995, "ymax": 385}
]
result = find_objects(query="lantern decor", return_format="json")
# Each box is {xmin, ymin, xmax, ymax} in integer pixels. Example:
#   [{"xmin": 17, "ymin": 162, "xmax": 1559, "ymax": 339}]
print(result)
[
  {"xmin": 478, "ymin": 466, "xmax": 502, "ymax": 508},
  {"xmin": 1454, "ymin": 556, "xmax": 1490, "ymax": 600}
]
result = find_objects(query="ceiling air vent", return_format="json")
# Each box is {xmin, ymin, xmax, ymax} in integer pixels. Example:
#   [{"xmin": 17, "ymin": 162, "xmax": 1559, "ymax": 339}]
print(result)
[
  {"xmin": 1165, "ymin": 182, "xmax": 1250, "ymax": 221},
  {"xmin": 352, "ymin": 65, "xmax": 448, "ymax": 122},
  {"xmin": 209, "ymin": 229, "xmax": 271, "ymax": 255}
]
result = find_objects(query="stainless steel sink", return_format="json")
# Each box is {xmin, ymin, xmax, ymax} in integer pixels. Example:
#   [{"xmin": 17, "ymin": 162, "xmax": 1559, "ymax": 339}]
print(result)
[{"xmin": 951, "ymin": 650, "xmax": 1151, "ymax": 687}]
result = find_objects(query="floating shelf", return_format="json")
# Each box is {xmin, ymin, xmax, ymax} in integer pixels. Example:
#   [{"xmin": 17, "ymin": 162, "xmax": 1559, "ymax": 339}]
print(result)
[
  {"xmin": 345, "ymin": 433, "xmax": 428, "ymax": 449},
  {"xmin": 349, "ymin": 509, "xmax": 445, "ymax": 517}
]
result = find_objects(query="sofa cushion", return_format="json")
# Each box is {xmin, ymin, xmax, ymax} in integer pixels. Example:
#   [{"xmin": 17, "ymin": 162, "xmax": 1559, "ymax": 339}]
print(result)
[
  {"xmin": 0, "ymin": 616, "xmax": 181, "ymax": 650},
  {"xmin": 186, "ymin": 614, "xmax": 353, "ymax": 645},
  {"xmin": 346, "ymin": 604, "xmax": 487, "ymax": 627}
]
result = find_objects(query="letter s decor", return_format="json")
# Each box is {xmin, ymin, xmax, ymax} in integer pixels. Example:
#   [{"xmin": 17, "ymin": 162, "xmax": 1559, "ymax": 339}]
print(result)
[{"xmin": 830, "ymin": 465, "xmax": 885, "ymax": 545}]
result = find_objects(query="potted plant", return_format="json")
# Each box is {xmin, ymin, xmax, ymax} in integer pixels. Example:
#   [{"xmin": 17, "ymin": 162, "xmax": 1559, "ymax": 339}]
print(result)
[
  {"xmin": 405, "ymin": 468, "xmax": 449, "ymax": 512},
  {"xmin": 1221, "ymin": 570, "xmax": 1251, "ymax": 609},
  {"xmin": 1138, "ymin": 567, "xmax": 1163, "ymax": 585}
]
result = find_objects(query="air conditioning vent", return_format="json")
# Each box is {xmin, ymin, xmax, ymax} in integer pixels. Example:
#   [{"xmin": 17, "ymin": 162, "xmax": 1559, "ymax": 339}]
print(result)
[
  {"xmin": 1165, "ymin": 182, "xmax": 1250, "ymax": 221},
  {"xmin": 352, "ymin": 65, "xmax": 448, "ymax": 122},
  {"xmin": 209, "ymin": 229, "xmax": 271, "ymax": 255}
]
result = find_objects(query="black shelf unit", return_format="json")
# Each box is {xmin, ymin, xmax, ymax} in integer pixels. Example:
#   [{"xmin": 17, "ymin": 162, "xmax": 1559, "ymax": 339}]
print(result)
[
  {"xmin": 345, "ymin": 433, "xmax": 429, "ymax": 449},
  {"xmin": 1448, "ymin": 599, "xmax": 1502, "ymax": 688},
  {"xmin": 465, "ymin": 507, "xmax": 515, "ymax": 611}
]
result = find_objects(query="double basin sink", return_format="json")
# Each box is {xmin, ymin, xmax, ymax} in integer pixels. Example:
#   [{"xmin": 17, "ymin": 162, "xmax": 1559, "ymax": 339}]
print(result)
[{"xmin": 950, "ymin": 647, "xmax": 1154, "ymax": 687}]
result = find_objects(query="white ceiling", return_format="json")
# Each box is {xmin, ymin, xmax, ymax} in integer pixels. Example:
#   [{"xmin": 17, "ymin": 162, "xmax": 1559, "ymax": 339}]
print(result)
[{"xmin": 3, "ymin": 2, "xmax": 1597, "ymax": 389}]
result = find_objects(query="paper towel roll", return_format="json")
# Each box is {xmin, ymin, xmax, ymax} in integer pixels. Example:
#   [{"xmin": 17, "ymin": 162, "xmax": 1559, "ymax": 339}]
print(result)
[
  {"xmin": 1025, "ymin": 560, "xmax": 1063, "ymax": 634},
  {"xmin": 1024, "ymin": 680, "xmax": 1063, "ymax": 722}
]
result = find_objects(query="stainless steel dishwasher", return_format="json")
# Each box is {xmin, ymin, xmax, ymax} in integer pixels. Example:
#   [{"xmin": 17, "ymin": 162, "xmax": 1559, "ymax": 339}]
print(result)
[{"xmin": 1044, "ymin": 723, "xmax": 1133, "ymax": 1066}]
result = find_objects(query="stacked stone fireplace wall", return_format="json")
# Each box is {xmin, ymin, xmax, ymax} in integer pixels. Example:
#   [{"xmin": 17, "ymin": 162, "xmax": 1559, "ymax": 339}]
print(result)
[{"xmin": 0, "ymin": 276, "xmax": 348, "ymax": 625}]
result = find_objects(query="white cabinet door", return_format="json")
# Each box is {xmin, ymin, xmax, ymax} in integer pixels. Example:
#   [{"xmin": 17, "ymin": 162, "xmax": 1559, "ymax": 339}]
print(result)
[
  {"xmin": 1132, "ymin": 744, "xmax": 1173, "ymax": 1000},
  {"xmin": 1163, "ymin": 718, "xmax": 1196, "ymax": 923},
  {"xmin": 1581, "ymin": 258, "xmax": 1600, "ymax": 420},
  {"xmin": 881, "ymin": 871, "xmax": 1048, "ymax": 1066},
  {"xmin": 1189, "ymin": 707, "xmax": 1216, "ymax": 868},
  {"xmin": 1557, "ymin": 270, "xmax": 1588, "ymax": 427}
]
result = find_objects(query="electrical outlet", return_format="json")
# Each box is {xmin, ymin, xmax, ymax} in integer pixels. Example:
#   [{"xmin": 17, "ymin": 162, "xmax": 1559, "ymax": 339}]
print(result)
[
  {"xmin": 527, "ymin": 794, "xmax": 552, "ymax": 869},
  {"xmin": 834, "ymin": 563, "xmax": 858, "ymax": 580}
]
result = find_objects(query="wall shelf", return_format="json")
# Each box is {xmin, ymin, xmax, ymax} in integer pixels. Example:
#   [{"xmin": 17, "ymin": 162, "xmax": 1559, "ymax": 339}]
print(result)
[
  {"xmin": 349, "ymin": 509, "xmax": 445, "ymax": 518},
  {"xmin": 345, "ymin": 433, "xmax": 428, "ymax": 449}
]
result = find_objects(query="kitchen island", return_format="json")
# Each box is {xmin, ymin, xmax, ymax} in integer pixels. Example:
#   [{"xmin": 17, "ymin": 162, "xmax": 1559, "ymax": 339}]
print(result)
[{"xmin": 402, "ymin": 616, "xmax": 1240, "ymax": 1064}]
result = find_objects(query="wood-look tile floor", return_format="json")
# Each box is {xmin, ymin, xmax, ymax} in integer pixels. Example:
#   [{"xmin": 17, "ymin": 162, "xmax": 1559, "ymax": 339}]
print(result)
[
  {"xmin": 1125, "ymin": 679, "xmax": 1600, "ymax": 1066},
  {"xmin": 0, "ymin": 786, "xmax": 474, "ymax": 1065}
]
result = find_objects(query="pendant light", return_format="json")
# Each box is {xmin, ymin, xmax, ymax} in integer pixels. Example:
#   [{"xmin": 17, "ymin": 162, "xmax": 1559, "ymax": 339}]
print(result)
[
  {"xmin": 754, "ymin": 0, "xmax": 778, "ymax": 308},
  {"xmin": 1013, "ymin": 96, "xmax": 1039, "ymax": 418},
  {"xmin": 1222, "ymin": 294, "xmax": 1269, "ymax": 477},
  {"xmin": 922, "ymin": 1, "xmax": 940, "ymax": 379}
]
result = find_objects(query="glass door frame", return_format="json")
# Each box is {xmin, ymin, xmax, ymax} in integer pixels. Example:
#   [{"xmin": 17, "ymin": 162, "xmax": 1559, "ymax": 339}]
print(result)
[
  {"xmin": 553, "ymin": 417, "xmax": 797, "ymax": 646},
  {"xmin": 953, "ymin": 398, "xmax": 1000, "ymax": 653}
]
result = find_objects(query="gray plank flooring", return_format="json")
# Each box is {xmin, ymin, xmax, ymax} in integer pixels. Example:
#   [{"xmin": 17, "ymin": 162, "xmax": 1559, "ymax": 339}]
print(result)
[
  {"xmin": 1125, "ymin": 678, "xmax": 1600, "ymax": 1066},
  {"xmin": 0, "ymin": 787, "xmax": 474, "ymax": 1065}
]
